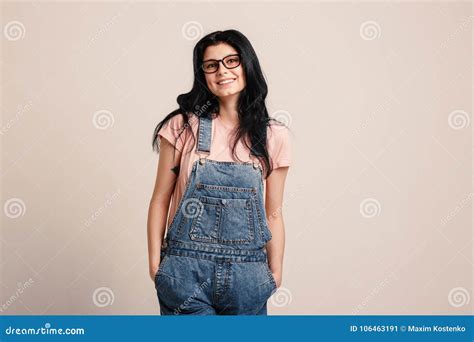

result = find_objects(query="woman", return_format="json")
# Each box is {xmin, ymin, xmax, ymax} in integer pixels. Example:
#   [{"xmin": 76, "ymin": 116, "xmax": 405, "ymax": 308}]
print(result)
[{"xmin": 147, "ymin": 29, "xmax": 291, "ymax": 315}]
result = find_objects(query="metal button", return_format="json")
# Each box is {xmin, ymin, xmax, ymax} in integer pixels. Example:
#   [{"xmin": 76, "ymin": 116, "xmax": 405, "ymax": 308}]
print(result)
[
  {"xmin": 199, "ymin": 158, "xmax": 206, "ymax": 165},
  {"xmin": 221, "ymin": 199, "xmax": 227, "ymax": 205}
]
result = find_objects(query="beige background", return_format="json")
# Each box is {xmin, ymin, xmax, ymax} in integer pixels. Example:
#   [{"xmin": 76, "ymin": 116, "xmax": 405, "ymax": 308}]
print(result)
[{"xmin": 1, "ymin": 1, "xmax": 472, "ymax": 315}]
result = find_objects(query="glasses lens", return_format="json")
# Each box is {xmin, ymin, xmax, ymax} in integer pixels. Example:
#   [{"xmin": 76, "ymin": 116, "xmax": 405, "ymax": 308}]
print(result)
[
  {"xmin": 202, "ymin": 61, "xmax": 218, "ymax": 73},
  {"xmin": 223, "ymin": 55, "xmax": 240, "ymax": 69}
]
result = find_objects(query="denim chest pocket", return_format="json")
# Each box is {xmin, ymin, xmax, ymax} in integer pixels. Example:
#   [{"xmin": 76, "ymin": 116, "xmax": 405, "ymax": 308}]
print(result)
[{"xmin": 189, "ymin": 195, "xmax": 255, "ymax": 244}]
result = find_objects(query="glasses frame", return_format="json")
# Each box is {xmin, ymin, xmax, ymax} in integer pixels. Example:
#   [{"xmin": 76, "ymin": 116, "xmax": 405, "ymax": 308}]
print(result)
[{"xmin": 201, "ymin": 54, "xmax": 241, "ymax": 74}]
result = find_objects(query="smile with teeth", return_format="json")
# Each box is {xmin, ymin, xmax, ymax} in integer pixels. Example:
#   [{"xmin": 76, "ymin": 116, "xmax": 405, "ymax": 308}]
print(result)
[{"xmin": 217, "ymin": 78, "xmax": 236, "ymax": 85}]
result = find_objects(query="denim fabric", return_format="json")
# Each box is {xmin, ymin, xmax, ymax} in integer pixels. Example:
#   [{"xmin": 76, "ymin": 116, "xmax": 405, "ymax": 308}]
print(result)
[{"xmin": 154, "ymin": 115, "xmax": 277, "ymax": 315}]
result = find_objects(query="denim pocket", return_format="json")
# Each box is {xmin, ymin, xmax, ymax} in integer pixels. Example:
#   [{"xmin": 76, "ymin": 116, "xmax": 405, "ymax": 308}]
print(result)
[
  {"xmin": 263, "ymin": 262, "xmax": 278, "ymax": 291},
  {"xmin": 189, "ymin": 195, "xmax": 254, "ymax": 244},
  {"xmin": 154, "ymin": 254, "xmax": 170, "ymax": 285}
]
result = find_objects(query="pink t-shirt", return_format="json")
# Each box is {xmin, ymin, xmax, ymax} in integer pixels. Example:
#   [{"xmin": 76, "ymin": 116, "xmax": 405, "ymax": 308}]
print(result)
[{"xmin": 158, "ymin": 113, "xmax": 292, "ymax": 229}]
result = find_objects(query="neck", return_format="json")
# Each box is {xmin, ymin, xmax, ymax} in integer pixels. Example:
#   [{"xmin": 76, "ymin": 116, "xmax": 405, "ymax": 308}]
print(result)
[{"xmin": 217, "ymin": 95, "xmax": 239, "ymax": 126}]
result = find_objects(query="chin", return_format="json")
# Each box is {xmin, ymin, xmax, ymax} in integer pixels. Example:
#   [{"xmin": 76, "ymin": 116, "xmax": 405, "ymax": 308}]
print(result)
[
  {"xmin": 217, "ymin": 90, "xmax": 239, "ymax": 97},
  {"xmin": 214, "ymin": 87, "xmax": 245, "ymax": 98}
]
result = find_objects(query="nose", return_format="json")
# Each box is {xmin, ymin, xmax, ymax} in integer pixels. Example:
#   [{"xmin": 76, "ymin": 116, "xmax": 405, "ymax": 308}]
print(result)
[{"xmin": 216, "ymin": 62, "xmax": 228, "ymax": 76}]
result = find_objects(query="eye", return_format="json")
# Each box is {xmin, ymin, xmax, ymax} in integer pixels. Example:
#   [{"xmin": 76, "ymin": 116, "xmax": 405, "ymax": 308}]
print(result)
[{"xmin": 205, "ymin": 62, "xmax": 217, "ymax": 69}]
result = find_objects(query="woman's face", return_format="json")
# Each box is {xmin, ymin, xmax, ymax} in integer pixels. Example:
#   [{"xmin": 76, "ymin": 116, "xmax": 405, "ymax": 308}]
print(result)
[{"xmin": 202, "ymin": 43, "xmax": 246, "ymax": 98}]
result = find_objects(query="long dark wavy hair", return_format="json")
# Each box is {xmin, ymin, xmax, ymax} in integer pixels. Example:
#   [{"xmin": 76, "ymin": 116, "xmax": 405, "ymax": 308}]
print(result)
[{"xmin": 152, "ymin": 29, "xmax": 284, "ymax": 178}]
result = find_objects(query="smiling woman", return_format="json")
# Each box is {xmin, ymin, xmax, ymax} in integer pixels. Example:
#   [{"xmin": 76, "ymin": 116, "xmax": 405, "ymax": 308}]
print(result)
[
  {"xmin": 147, "ymin": 29, "xmax": 291, "ymax": 316},
  {"xmin": 202, "ymin": 51, "xmax": 245, "ymax": 99}
]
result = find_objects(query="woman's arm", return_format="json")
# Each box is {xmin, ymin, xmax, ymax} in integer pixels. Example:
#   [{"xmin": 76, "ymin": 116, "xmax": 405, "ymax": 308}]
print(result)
[
  {"xmin": 147, "ymin": 137, "xmax": 181, "ymax": 281},
  {"xmin": 264, "ymin": 166, "xmax": 290, "ymax": 288}
]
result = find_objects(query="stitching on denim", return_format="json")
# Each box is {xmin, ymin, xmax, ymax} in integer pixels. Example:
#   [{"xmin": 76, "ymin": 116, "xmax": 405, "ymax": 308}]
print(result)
[
  {"xmin": 264, "ymin": 262, "xmax": 277, "ymax": 289},
  {"xmin": 223, "ymin": 261, "xmax": 232, "ymax": 294},
  {"xmin": 155, "ymin": 255, "xmax": 173, "ymax": 285},
  {"xmin": 252, "ymin": 192, "xmax": 266, "ymax": 242},
  {"xmin": 189, "ymin": 202, "xmax": 221, "ymax": 241},
  {"xmin": 165, "ymin": 246, "xmax": 267, "ymax": 263},
  {"xmin": 214, "ymin": 262, "xmax": 224, "ymax": 302},
  {"xmin": 196, "ymin": 182, "xmax": 256, "ymax": 193},
  {"xmin": 189, "ymin": 199, "xmax": 255, "ymax": 244}
]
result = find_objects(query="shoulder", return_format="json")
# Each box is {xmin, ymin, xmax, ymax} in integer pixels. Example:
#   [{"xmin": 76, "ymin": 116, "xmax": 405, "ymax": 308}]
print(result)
[
  {"xmin": 266, "ymin": 120, "xmax": 291, "ymax": 146},
  {"xmin": 163, "ymin": 112, "xmax": 200, "ymax": 132},
  {"xmin": 265, "ymin": 119, "xmax": 292, "ymax": 169}
]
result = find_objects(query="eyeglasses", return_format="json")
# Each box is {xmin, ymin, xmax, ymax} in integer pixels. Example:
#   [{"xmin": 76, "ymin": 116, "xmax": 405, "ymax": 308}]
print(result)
[{"xmin": 201, "ymin": 54, "xmax": 241, "ymax": 74}]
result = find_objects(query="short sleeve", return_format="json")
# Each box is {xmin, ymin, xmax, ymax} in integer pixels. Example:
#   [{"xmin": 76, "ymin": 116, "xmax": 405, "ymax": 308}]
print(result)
[
  {"xmin": 158, "ymin": 114, "xmax": 187, "ymax": 152},
  {"xmin": 267, "ymin": 124, "xmax": 292, "ymax": 169}
]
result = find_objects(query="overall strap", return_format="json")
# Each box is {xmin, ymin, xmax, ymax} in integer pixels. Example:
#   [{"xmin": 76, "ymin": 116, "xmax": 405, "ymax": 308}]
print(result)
[{"xmin": 196, "ymin": 115, "xmax": 212, "ymax": 154}]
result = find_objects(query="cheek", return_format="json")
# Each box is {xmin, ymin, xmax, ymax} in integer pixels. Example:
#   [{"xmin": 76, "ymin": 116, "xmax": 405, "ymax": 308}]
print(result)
[{"xmin": 204, "ymin": 75, "xmax": 215, "ymax": 89}]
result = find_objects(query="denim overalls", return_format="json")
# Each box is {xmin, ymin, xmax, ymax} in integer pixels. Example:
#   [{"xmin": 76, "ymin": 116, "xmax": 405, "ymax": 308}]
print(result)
[{"xmin": 154, "ymin": 115, "xmax": 277, "ymax": 315}]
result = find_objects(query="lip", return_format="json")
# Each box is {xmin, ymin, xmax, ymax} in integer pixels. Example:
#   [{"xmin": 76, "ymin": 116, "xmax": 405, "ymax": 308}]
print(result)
[{"xmin": 216, "ymin": 78, "xmax": 236, "ymax": 86}]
